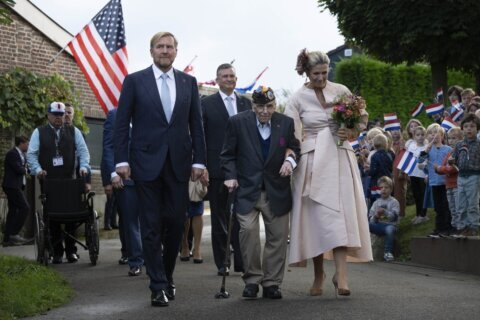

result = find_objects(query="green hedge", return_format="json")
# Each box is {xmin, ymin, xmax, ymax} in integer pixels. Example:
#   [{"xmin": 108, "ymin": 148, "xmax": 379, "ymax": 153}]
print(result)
[{"xmin": 334, "ymin": 55, "xmax": 475, "ymax": 126}]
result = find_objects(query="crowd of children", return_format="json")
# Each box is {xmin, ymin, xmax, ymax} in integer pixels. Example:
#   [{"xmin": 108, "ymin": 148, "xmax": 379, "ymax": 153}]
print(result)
[{"xmin": 355, "ymin": 86, "xmax": 480, "ymax": 261}]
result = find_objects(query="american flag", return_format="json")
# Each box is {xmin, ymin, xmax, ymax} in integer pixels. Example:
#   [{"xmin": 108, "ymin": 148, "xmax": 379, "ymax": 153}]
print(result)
[{"xmin": 68, "ymin": 0, "xmax": 128, "ymax": 114}]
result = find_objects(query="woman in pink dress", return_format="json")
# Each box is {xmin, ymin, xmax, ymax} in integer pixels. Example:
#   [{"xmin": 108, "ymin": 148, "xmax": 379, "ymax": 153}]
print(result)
[{"xmin": 285, "ymin": 50, "xmax": 373, "ymax": 297}]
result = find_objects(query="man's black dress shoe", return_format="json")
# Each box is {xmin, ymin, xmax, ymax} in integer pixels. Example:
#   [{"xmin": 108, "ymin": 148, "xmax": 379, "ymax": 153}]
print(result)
[
  {"xmin": 151, "ymin": 290, "xmax": 169, "ymax": 307},
  {"xmin": 118, "ymin": 256, "xmax": 128, "ymax": 265},
  {"xmin": 165, "ymin": 283, "xmax": 176, "ymax": 300},
  {"xmin": 52, "ymin": 256, "xmax": 63, "ymax": 264},
  {"xmin": 262, "ymin": 285, "xmax": 282, "ymax": 299},
  {"xmin": 128, "ymin": 266, "xmax": 141, "ymax": 276},
  {"xmin": 217, "ymin": 267, "xmax": 229, "ymax": 276},
  {"xmin": 242, "ymin": 284, "xmax": 259, "ymax": 299},
  {"xmin": 66, "ymin": 253, "xmax": 79, "ymax": 263}
]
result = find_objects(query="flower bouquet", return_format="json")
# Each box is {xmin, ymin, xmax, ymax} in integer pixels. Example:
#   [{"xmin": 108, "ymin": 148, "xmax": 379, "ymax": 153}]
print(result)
[{"xmin": 331, "ymin": 94, "xmax": 365, "ymax": 146}]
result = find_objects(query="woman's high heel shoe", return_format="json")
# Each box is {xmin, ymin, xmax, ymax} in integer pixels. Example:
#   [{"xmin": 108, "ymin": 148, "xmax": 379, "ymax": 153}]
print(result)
[
  {"xmin": 332, "ymin": 276, "xmax": 351, "ymax": 298},
  {"xmin": 309, "ymin": 272, "xmax": 326, "ymax": 296}
]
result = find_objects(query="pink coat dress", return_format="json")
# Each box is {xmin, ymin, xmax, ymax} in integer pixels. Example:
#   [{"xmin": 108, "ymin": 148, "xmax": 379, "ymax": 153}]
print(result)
[{"xmin": 285, "ymin": 81, "xmax": 373, "ymax": 264}]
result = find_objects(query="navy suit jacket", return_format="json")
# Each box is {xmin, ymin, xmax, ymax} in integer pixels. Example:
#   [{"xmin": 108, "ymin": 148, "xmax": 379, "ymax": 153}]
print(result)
[
  {"xmin": 2, "ymin": 148, "xmax": 27, "ymax": 189},
  {"xmin": 201, "ymin": 92, "xmax": 251, "ymax": 179},
  {"xmin": 101, "ymin": 109, "xmax": 117, "ymax": 186},
  {"xmin": 114, "ymin": 66, "xmax": 206, "ymax": 182}
]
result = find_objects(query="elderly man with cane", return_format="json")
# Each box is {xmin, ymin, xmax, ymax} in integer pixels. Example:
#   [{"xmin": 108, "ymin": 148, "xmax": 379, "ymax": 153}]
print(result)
[{"xmin": 220, "ymin": 86, "xmax": 300, "ymax": 299}]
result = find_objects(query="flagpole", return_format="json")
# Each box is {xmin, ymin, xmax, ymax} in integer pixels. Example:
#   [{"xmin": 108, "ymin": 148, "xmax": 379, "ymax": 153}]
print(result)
[
  {"xmin": 47, "ymin": 42, "xmax": 70, "ymax": 65},
  {"xmin": 184, "ymin": 55, "xmax": 198, "ymax": 69}
]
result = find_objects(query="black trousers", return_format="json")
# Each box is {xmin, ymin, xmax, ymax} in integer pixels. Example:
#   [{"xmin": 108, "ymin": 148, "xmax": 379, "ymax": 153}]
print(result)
[
  {"xmin": 2, "ymin": 187, "xmax": 29, "ymax": 241},
  {"xmin": 209, "ymin": 178, "xmax": 243, "ymax": 271},
  {"xmin": 50, "ymin": 221, "xmax": 77, "ymax": 256},
  {"xmin": 410, "ymin": 176, "xmax": 427, "ymax": 217},
  {"xmin": 431, "ymin": 185, "xmax": 452, "ymax": 232},
  {"xmin": 136, "ymin": 157, "xmax": 188, "ymax": 293}
]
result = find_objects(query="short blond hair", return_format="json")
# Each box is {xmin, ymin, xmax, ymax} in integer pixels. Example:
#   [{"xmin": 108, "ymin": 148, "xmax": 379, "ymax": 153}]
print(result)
[
  {"xmin": 367, "ymin": 127, "xmax": 384, "ymax": 142},
  {"xmin": 373, "ymin": 133, "xmax": 388, "ymax": 150},
  {"xmin": 447, "ymin": 127, "xmax": 462, "ymax": 137},
  {"xmin": 426, "ymin": 123, "xmax": 444, "ymax": 135},
  {"xmin": 414, "ymin": 125, "xmax": 426, "ymax": 136},
  {"xmin": 378, "ymin": 176, "xmax": 393, "ymax": 189},
  {"xmin": 150, "ymin": 32, "xmax": 178, "ymax": 49}
]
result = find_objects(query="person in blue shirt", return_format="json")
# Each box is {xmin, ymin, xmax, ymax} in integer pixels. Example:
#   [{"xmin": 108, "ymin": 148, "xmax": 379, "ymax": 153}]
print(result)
[
  {"xmin": 418, "ymin": 123, "xmax": 452, "ymax": 237},
  {"xmin": 27, "ymin": 102, "xmax": 90, "ymax": 263}
]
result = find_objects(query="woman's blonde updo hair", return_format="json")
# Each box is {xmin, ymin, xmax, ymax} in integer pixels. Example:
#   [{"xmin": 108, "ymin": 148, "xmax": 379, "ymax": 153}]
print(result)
[{"xmin": 295, "ymin": 49, "xmax": 330, "ymax": 76}]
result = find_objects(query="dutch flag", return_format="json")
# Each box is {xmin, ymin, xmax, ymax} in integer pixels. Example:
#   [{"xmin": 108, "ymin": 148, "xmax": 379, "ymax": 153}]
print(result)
[
  {"xmin": 451, "ymin": 107, "xmax": 464, "ymax": 122},
  {"xmin": 383, "ymin": 113, "xmax": 401, "ymax": 131},
  {"xmin": 358, "ymin": 131, "xmax": 367, "ymax": 141},
  {"xmin": 436, "ymin": 88, "xmax": 444, "ymax": 102},
  {"xmin": 396, "ymin": 151, "xmax": 418, "ymax": 175},
  {"xmin": 425, "ymin": 103, "xmax": 444, "ymax": 117},
  {"xmin": 441, "ymin": 117, "xmax": 458, "ymax": 131},
  {"xmin": 349, "ymin": 139, "xmax": 360, "ymax": 150},
  {"xmin": 410, "ymin": 102, "xmax": 424, "ymax": 118}
]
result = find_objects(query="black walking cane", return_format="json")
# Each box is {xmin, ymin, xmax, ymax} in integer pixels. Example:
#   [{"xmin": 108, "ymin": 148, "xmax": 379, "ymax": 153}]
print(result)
[{"xmin": 214, "ymin": 190, "xmax": 236, "ymax": 299}]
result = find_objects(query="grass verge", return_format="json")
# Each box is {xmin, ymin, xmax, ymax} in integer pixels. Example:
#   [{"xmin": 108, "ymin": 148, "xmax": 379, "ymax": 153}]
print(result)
[
  {"xmin": 397, "ymin": 205, "xmax": 436, "ymax": 261},
  {"xmin": 0, "ymin": 255, "xmax": 73, "ymax": 320}
]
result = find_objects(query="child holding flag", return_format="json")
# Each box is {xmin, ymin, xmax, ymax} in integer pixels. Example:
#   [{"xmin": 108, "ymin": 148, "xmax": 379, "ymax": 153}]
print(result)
[
  {"xmin": 405, "ymin": 126, "xmax": 428, "ymax": 224},
  {"xmin": 418, "ymin": 124, "xmax": 453, "ymax": 237}
]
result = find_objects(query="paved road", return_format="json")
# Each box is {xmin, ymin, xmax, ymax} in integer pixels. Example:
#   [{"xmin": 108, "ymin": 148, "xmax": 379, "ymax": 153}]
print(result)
[{"xmin": 2, "ymin": 224, "xmax": 480, "ymax": 320}]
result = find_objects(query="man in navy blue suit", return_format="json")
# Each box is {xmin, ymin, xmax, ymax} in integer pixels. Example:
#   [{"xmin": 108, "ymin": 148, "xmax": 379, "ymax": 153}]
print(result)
[
  {"xmin": 101, "ymin": 108, "xmax": 143, "ymax": 276},
  {"xmin": 2, "ymin": 136, "xmax": 30, "ymax": 246},
  {"xmin": 114, "ymin": 31, "xmax": 206, "ymax": 307}
]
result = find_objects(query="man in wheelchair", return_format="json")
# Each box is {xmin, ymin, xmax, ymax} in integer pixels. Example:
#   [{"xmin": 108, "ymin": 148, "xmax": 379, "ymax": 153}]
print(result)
[{"xmin": 27, "ymin": 101, "xmax": 91, "ymax": 264}]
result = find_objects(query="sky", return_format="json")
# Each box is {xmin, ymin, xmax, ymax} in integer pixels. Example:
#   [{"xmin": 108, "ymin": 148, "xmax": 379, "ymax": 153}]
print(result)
[{"xmin": 30, "ymin": 0, "xmax": 344, "ymax": 93}]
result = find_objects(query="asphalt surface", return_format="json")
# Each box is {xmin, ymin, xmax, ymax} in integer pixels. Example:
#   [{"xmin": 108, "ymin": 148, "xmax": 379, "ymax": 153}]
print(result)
[{"xmin": 2, "ymin": 221, "xmax": 480, "ymax": 320}]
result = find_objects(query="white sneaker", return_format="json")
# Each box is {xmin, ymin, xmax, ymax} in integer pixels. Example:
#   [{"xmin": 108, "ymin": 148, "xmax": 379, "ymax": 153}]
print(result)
[{"xmin": 383, "ymin": 252, "xmax": 394, "ymax": 262}]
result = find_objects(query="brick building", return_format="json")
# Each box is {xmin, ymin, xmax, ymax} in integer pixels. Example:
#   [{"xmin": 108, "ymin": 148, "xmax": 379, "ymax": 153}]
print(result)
[{"xmin": 0, "ymin": 0, "xmax": 107, "ymax": 232}]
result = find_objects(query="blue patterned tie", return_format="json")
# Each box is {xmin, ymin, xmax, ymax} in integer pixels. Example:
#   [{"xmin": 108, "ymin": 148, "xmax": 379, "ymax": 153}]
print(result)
[
  {"xmin": 160, "ymin": 73, "xmax": 172, "ymax": 122},
  {"xmin": 226, "ymin": 96, "xmax": 235, "ymax": 117}
]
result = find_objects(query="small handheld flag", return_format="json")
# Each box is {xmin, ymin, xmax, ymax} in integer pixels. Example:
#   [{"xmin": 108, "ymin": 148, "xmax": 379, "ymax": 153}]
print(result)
[
  {"xmin": 441, "ymin": 117, "xmax": 458, "ymax": 131},
  {"xmin": 410, "ymin": 102, "xmax": 424, "ymax": 118},
  {"xmin": 451, "ymin": 107, "xmax": 464, "ymax": 122},
  {"xmin": 436, "ymin": 88, "xmax": 444, "ymax": 102},
  {"xmin": 383, "ymin": 113, "xmax": 401, "ymax": 131},
  {"xmin": 349, "ymin": 139, "xmax": 360, "ymax": 150},
  {"xmin": 396, "ymin": 151, "xmax": 418, "ymax": 175},
  {"xmin": 425, "ymin": 103, "xmax": 444, "ymax": 117}
]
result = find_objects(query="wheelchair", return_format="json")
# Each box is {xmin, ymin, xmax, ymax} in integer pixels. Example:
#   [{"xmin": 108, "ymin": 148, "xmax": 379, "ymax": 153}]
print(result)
[{"xmin": 33, "ymin": 178, "xmax": 99, "ymax": 266}]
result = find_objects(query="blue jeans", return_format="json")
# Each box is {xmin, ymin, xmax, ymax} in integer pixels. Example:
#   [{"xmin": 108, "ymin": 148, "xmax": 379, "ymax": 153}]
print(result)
[
  {"xmin": 369, "ymin": 222, "xmax": 396, "ymax": 253},
  {"xmin": 446, "ymin": 188, "xmax": 459, "ymax": 229},
  {"xmin": 456, "ymin": 175, "xmax": 480, "ymax": 229}
]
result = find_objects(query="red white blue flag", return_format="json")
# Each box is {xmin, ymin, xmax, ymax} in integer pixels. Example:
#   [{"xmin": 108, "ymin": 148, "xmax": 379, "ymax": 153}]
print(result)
[
  {"xmin": 384, "ymin": 113, "xmax": 401, "ymax": 131},
  {"xmin": 425, "ymin": 103, "xmax": 444, "ymax": 117},
  {"xmin": 235, "ymin": 67, "xmax": 269, "ymax": 94},
  {"xmin": 410, "ymin": 102, "xmax": 424, "ymax": 118},
  {"xmin": 441, "ymin": 117, "xmax": 458, "ymax": 131},
  {"xmin": 436, "ymin": 88, "xmax": 444, "ymax": 102},
  {"xmin": 349, "ymin": 139, "xmax": 360, "ymax": 150},
  {"xmin": 396, "ymin": 151, "xmax": 418, "ymax": 175},
  {"xmin": 451, "ymin": 107, "xmax": 464, "ymax": 122},
  {"xmin": 68, "ymin": 0, "xmax": 128, "ymax": 114}
]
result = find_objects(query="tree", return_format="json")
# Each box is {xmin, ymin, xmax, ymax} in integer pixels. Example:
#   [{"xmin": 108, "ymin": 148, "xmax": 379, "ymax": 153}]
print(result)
[
  {"xmin": 317, "ymin": 0, "xmax": 480, "ymax": 97},
  {"xmin": 0, "ymin": 67, "xmax": 89, "ymax": 136},
  {"xmin": 0, "ymin": 0, "xmax": 15, "ymax": 25}
]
